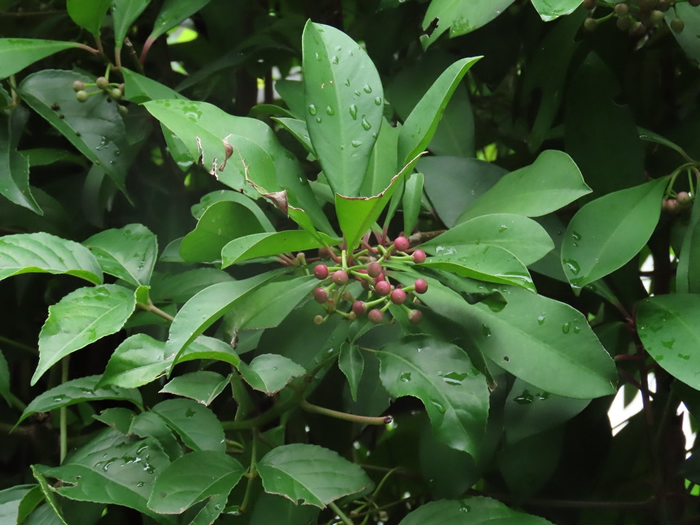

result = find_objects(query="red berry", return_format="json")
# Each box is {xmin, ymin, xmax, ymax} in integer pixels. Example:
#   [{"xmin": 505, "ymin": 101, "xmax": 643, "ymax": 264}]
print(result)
[
  {"xmin": 394, "ymin": 236, "xmax": 410, "ymax": 252},
  {"xmin": 414, "ymin": 278, "xmax": 428, "ymax": 294},
  {"xmin": 332, "ymin": 270, "xmax": 349, "ymax": 285},
  {"xmin": 367, "ymin": 261, "xmax": 382, "ymax": 278},
  {"xmin": 408, "ymin": 310, "xmax": 422, "ymax": 324},
  {"xmin": 412, "ymin": 250, "xmax": 427, "ymax": 263},
  {"xmin": 314, "ymin": 264, "xmax": 329, "ymax": 280},
  {"xmin": 391, "ymin": 288, "xmax": 407, "ymax": 305},
  {"xmin": 368, "ymin": 309, "xmax": 384, "ymax": 324},
  {"xmin": 352, "ymin": 301, "xmax": 366, "ymax": 316},
  {"xmin": 375, "ymin": 280, "xmax": 391, "ymax": 296},
  {"xmin": 313, "ymin": 287, "xmax": 328, "ymax": 303}
]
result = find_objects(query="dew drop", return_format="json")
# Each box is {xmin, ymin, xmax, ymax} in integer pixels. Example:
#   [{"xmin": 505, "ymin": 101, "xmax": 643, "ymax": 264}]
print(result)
[
  {"xmin": 400, "ymin": 372, "xmax": 412, "ymax": 382},
  {"xmin": 498, "ymin": 225, "xmax": 508, "ymax": 233},
  {"xmin": 349, "ymin": 104, "xmax": 358, "ymax": 119},
  {"xmin": 537, "ymin": 315, "xmax": 546, "ymax": 325},
  {"xmin": 572, "ymin": 231, "xmax": 582, "ymax": 241},
  {"xmin": 315, "ymin": 117, "xmax": 322, "ymax": 123},
  {"xmin": 363, "ymin": 84, "xmax": 372, "ymax": 93},
  {"xmin": 345, "ymin": 78, "xmax": 351, "ymax": 86},
  {"xmin": 361, "ymin": 118, "xmax": 372, "ymax": 130},
  {"xmin": 374, "ymin": 96, "xmax": 383, "ymax": 106},
  {"xmin": 326, "ymin": 105, "xmax": 335, "ymax": 115},
  {"xmin": 481, "ymin": 323, "xmax": 491, "ymax": 337},
  {"xmin": 351, "ymin": 140, "xmax": 362, "ymax": 148},
  {"xmin": 562, "ymin": 322, "xmax": 571, "ymax": 334},
  {"xmin": 332, "ymin": 55, "xmax": 339, "ymax": 64},
  {"xmin": 308, "ymin": 104, "xmax": 317, "ymax": 115},
  {"xmin": 563, "ymin": 259, "xmax": 580, "ymax": 275}
]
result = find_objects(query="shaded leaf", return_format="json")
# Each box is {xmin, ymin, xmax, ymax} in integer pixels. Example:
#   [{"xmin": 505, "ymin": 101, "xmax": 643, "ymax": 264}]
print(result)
[
  {"xmin": 359, "ymin": 118, "xmax": 399, "ymax": 198},
  {"xmin": 0, "ymin": 351, "xmax": 9, "ymax": 405},
  {"xmin": 160, "ymin": 371, "xmax": 230, "ymax": 406},
  {"xmin": 239, "ymin": 354, "xmax": 305, "ymax": 395},
  {"xmin": 66, "ymin": 0, "xmax": 111, "ymax": 36},
  {"xmin": 221, "ymin": 231, "xmax": 338, "ymax": 268},
  {"xmin": 122, "ymin": 67, "xmax": 184, "ymax": 103},
  {"xmin": 399, "ymin": 496, "xmax": 554, "ymax": 524},
  {"xmin": 403, "ymin": 172, "xmax": 424, "ymax": 236},
  {"xmin": 93, "ymin": 407, "xmax": 136, "ymax": 434},
  {"xmin": 531, "ymin": 0, "xmax": 582, "ymax": 21},
  {"xmin": 0, "ymin": 106, "xmax": 41, "ymax": 213},
  {"xmin": 421, "ymin": 0, "xmax": 515, "ymax": 48},
  {"xmin": 112, "ymin": 0, "xmax": 151, "ymax": 50},
  {"xmin": 149, "ymin": 0, "xmax": 213, "ymax": 41},
  {"xmin": 174, "ymin": 336, "xmax": 240, "ymax": 368},
  {"xmin": 129, "ymin": 412, "xmax": 183, "ymax": 461},
  {"xmin": 99, "ymin": 334, "xmax": 168, "ymax": 389},
  {"xmin": 150, "ymin": 268, "xmax": 234, "ymax": 304},
  {"xmin": 152, "ymin": 398, "xmax": 225, "ymax": 453},
  {"xmin": 0, "ymin": 485, "xmax": 36, "ymax": 524},
  {"xmin": 677, "ymin": 192, "xmax": 700, "ymax": 294},
  {"xmin": 339, "ymin": 342, "xmax": 364, "ymax": 402},
  {"xmin": 0, "ymin": 39, "xmax": 81, "ymax": 79}
]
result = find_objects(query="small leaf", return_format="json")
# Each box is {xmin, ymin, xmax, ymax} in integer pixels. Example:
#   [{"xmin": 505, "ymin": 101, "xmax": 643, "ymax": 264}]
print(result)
[
  {"xmin": 18, "ymin": 376, "xmax": 142, "ymax": 425},
  {"xmin": 0, "ymin": 106, "xmax": 41, "ymax": 213},
  {"xmin": 129, "ymin": 412, "xmax": 183, "ymax": 461},
  {"xmin": 561, "ymin": 177, "xmax": 667, "ymax": 289},
  {"xmin": 174, "ymin": 336, "xmax": 240, "ymax": 368},
  {"xmin": 151, "ymin": 398, "xmax": 225, "ymax": 453},
  {"xmin": 0, "ymin": 351, "xmax": 9, "ymax": 405},
  {"xmin": 531, "ymin": 0, "xmax": 582, "ymax": 21},
  {"xmin": 239, "ymin": 354, "xmax": 306, "ymax": 395},
  {"xmin": 149, "ymin": 0, "xmax": 213, "ymax": 41},
  {"xmin": 112, "ymin": 0, "xmax": 151, "ymax": 50},
  {"xmin": 93, "ymin": 407, "xmax": 136, "ymax": 434},
  {"xmin": 638, "ymin": 295, "xmax": 700, "ymax": 390},
  {"xmin": 160, "ymin": 371, "xmax": 230, "ymax": 406},
  {"xmin": 421, "ymin": 1, "xmax": 515, "ymax": 48},
  {"xmin": 147, "ymin": 451, "xmax": 245, "ymax": 515},
  {"xmin": 32, "ymin": 284, "xmax": 136, "ymax": 385},
  {"xmin": 302, "ymin": 21, "xmax": 384, "ymax": 197},
  {"xmin": 66, "ymin": 0, "xmax": 111, "ymax": 36},
  {"xmin": 403, "ymin": 172, "xmax": 424, "ymax": 236},
  {"xmin": 338, "ymin": 343, "xmax": 364, "ymax": 402},
  {"xmin": 399, "ymin": 497, "xmax": 554, "ymax": 524},
  {"xmin": 273, "ymin": 117, "xmax": 314, "ymax": 154},
  {"xmin": 221, "ymin": 231, "xmax": 338, "ymax": 268},
  {"xmin": 638, "ymin": 127, "xmax": 690, "ymax": 160},
  {"xmin": 257, "ymin": 444, "xmax": 373, "ymax": 507},
  {"xmin": 359, "ymin": 118, "xmax": 400, "ymax": 198},
  {"xmin": 99, "ymin": 334, "xmax": 168, "ymax": 389},
  {"xmin": 0, "ymin": 232, "xmax": 102, "ymax": 284},
  {"xmin": 377, "ymin": 338, "xmax": 489, "ymax": 459},
  {"xmin": 457, "ymin": 150, "xmax": 591, "ymax": 222},
  {"xmin": 0, "ymin": 39, "xmax": 81, "ymax": 79}
]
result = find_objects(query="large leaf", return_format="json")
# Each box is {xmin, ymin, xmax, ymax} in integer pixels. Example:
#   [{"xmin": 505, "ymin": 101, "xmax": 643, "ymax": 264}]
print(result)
[
  {"xmin": 32, "ymin": 284, "xmax": 136, "ymax": 385},
  {"xmin": 160, "ymin": 371, "xmax": 230, "ymax": 406},
  {"xmin": 239, "ymin": 354, "xmax": 306, "ymax": 395},
  {"xmin": 18, "ymin": 376, "xmax": 142, "ymax": 425},
  {"xmin": 531, "ymin": 0, "xmax": 582, "ymax": 21},
  {"xmin": 665, "ymin": 4, "xmax": 700, "ymax": 66},
  {"xmin": 377, "ymin": 338, "xmax": 489, "ymax": 458},
  {"xmin": 421, "ymin": 0, "xmax": 515, "ymax": 48},
  {"xmin": 151, "ymin": 398, "xmax": 225, "ymax": 453},
  {"xmin": 359, "ymin": 118, "xmax": 400, "ymax": 198},
  {"xmin": 456, "ymin": 150, "xmax": 591, "ymax": 223},
  {"xmin": 0, "ymin": 106, "xmax": 41, "ymax": 213},
  {"xmin": 147, "ymin": 451, "xmax": 245, "ymax": 515},
  {"xmin": 399, "ymin": 497, "xmax": 554, "ymax": 524},
  {"xmin": 83, "ymin": 224, "xmax": 158, "ymax": 286},
  {"xmin": 0, "ymin": 485, "xmax": 35, "ymax": 524},
  {"xmin": 221, "ymin": 231, "xmax": 339, "ymax": 268},
  {"xmin": 302, "ymin": 21, "xmax": 384, "ymax": 197},
  {"xmin": 66, "ymin": 0, "xmax": 111, "ymax": 36},
  {"xmin": 397, "ymin": 57, "xmax": 480, "ymax": 165},
  {"xmin": 677, "ymin": 191, "xmax": 700, "ymax": 294},
  {"xmin": 0, "ymin": 232, "xmax": 102, "ymax": 284},
  {"xmin": 561, "ymin": 178, "xmax": 667, "ymax": 289},
  {"xmin": 99, "ymin": 334, "xmax": 168, "ymax": 389},
  {"xmin": 257, "ymin": 444, "xmax": 373, "ymax": 507},
  {"xmin": 638, "ymin": 295, "xmax": 700, "ymax": 390},
  {"xmin": 0, "ymin": 39, "xmax": 81, "ymax": 79},
  {"xmin": 112, "ymin": 0, "xmax": 151, "ymax": 50}
]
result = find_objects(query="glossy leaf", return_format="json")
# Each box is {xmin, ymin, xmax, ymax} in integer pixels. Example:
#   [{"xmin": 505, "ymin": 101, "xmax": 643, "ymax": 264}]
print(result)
[
  {"xmin": 99, "ymin": 334, "xmax": 168, "ymax": 389},
  {"xmin": 561, "ymin": 178, "xmax": 667, "ymax": 289},
  {"xmin": 359, "ymin": 118, "xmax": 400, "ymax": 198},
  {"xmin": 457, "ymin": 150, "xmax": 591, "ymax": 223},
  {"xmin": 222, "ymin": 231, "xmax": 338, "ymax": 268},
  {"xmin": 302, "ymin": 21, "xmax": 384, "ymax": 197},
  {"xmin": 35, "ymin": 429, "xmax": 170, "ymax": 520},
  {"xmin": 18, "ymin": 376, "xmax": 142, "ymax": 425},
  {"xmin": 32, "ymin": 284, "xmax": 136, "ymax": 385},
  {"xmin": 531, "ymin": 0, "xmax": 582, "ymax": 21},
  {"xmin": 399, "ymin": 497, "xmax": 554, "ymax": 524},
  {"xmin": 0, "ymin": 106, "xmax": 41, "ymax": 213},
  {"xmin": 377, "ymin": 338, "xmax": 489, "ymax": 458},
  {"xmin": 160, "ymin": 371, "xmax": 230, "ymax": 406},
  {"xmin": 677, "ymin": 193, "xmax": 700, "ymax": 294},
  {"xmin": 174, "ymin": 336, "xmax": 241, "ymax": 368},
  {"xmin": 84, "ymin": 224, "xmax": 157, "ymax": 286},
  {"xmin": 112, "ymin": 0, "xmax": 151, "ymax": 50},
  {"xmin": 0, "ymin": 232, "xmax": 102, "ymax": 284},
  {"xmin": 257, "ymin": 443, "xmax": 373, "ymax": 507},
  {"xmin": 0, "ymin": 39, "xmax": 81, "ymax": 79},
  {"xmin": 339, "ymin": 342, "xmax": 364, "ymax": 402},
  {"xmin": 147, "ymin": 451, "xmax": 245, "ymax": 515},
  {"xmin": 122, "ymin": 67, "xmax": 184, "ymax": 103},
  {"xmin": 273, "ymin": 117, "xmax": 314, "ymax": 155},
  {"xmin": 239, "ymin": 354, "xmax": 306, "ymax": 395},
  {"xmin": 149, "ymin": 0, "xmax": 213, "ymax": 41},
  {"xmin": 423, "ymin": 214, "xmax": 554, "ymax": 266},
  {"xmin": 129, "ymin": 412, "xmax": 183, "ymax": 461},
  {"xmin": 398, "ymin": 57, "xmax": 480, "ymax": 165},
  {"xmin": 421, "ymin": 0, "xmax": 515, "ymax": 48},
  {"xmin": 66, "ymin": 0, "xmax": 111, "ymax": 36},
  {"xmin": 638, "ymin": 295, "xmax": 700, "ymax": 389},
  {"xmin": 403, "ymin": 172, "xmax": 424, "ymax": 236},
  {"xmin": 151, "ymin": 398, "xmax": 225, "ymax": 453}
]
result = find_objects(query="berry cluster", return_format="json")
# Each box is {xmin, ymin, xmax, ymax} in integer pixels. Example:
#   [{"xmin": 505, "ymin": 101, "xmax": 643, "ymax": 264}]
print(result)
[
  {"xmin": 310, "ymin": 236, "xmax": 428, "ymax": 326},
  {"xmin": 73, "ymin": 77, "xmax": 128, "ymax": 116},
  {"xmin": 663, "ymin": 190, "xmax": 694, "ymax": 213},
  {"xmin": 582, "ymin": 0, "xmax": 698, "ymax": 35}
]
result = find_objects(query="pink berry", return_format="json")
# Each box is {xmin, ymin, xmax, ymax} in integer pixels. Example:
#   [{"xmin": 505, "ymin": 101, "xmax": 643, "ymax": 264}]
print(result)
[
  {"xmin": 408, "ymin": 310, "xmax": 422, "ymax": 324},
  {"xmin": 352, "ymin": 301, "xmax": 366, "ymax": 316},
  {"xmin": 368, "ymin": 309, "xmax": 384, "ymax": 324},
  {"xmin": 412, "ymin": 250, "xmax": 426, "ymax": 263},
  {"xmin": 313, "ymin": 287, "xmax": 328, "ymax": 303},
  {"xmin": 414, "ymin": 278, "xmax": 428, "ymax": 294},
  {"xmin": 332, "ymin": 270, "xmax": 349, "ymax": 285},
  {"xmin": 375, "ymin": 280, "xmax": 391, "ymax": 296},
  {"xmin": 314, "ymin": 264, "xmax": 329, "ymax": 280},
  {"xmin": 677, "ymin": 191, "xmax": 692, "ymax": 204},
  {"xmin": 394, "ymin": 236, "xmax": 410, "ymax": 252},
  {"xmin": 367, "ymin": 261, "xmax": 382, "ymax": 278},
  {"xmin": 391, "ymin": 288, "xmax": 407, "ymax": 305},
  {"xmin": 374, "ymin": 272, "xmax": 385, "ymax": 282},
  {"xmin": 319, "ymin": 247, "xmax": 331, "ymax": 259}
]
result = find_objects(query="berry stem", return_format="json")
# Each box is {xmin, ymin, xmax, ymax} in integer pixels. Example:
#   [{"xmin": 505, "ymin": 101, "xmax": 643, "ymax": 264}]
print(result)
[{"xmin": 300, "ymin": 398, "xmax": 391, "ymax": 425}]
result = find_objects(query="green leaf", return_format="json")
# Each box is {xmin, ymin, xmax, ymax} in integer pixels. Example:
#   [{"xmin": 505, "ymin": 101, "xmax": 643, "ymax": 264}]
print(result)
[
  {"xmin": 0, "ymin": 107, "xmax": 41, "ymax": 213},
  {"xmin": 151, "ymin": 398, "xmax": 225, "ymax": 453},
  {"xmin": 421, "ymin": 0, "xmax": 515, "ymax": 48},
  {"xmin": 561, "ymin": 178, "xmax": 667, "ymax": 289},
  {"xmin": 174, "ymin": 336, "xmax": 241, "ymax": 368},
  {"xmin": 399, "ymin": 497, "xmax": 554, "ymax": 524},
  {"xmin": 272, "ymin": 117, "xmax": 314, "ymax": 155},
  {"xmin": 121, "ymin": 67, "xmax": 185, "ymax": 103},
  {"xmin": 112, "ymin": 0, "xmax": 151, "ymax": 50},
  {"xmin": 18, "ymin": 376, "xmax": 142, "ymax": 425},
  {"xmin": 638, "ymin": 295, "xmax": 700, "ymax": 390},
  {"xmin": 0, "ymin": 39, "xmax": 81, "ymax": 79},
  {"xmin": 376, "ymin": 338, "xmax": 489, "ymax": 458},
  {"xmin": 221, "ymin": 231, "xmax": 338, "ymax": 268},
  {"xmin": 239, "ymin": 354, "xmax": 306, "ymax": 395},
  {"xmin": 359, "ymin": 118, "xmax": 399, "ymax": 198},
  {"xmin": 99, "ymin": 334, "xmax": 168, "ymax": 389},
  {"xmin": 275, "ymin": 79, "xmax": 306, "ymax": 118},
  {"xmin": 84, "ymin": 224, "xmax": 158, "ymax": 286},
  {"xmin": 147, "ymin": 451, "xmax": 245, "ymax": 515},
  {"xmin": 93, "ymin": 407, "xmax": 136, "ymax": 434},
  {"xmin": 0, "ymin": 351, "xmax": 10, "ymax": 405},
  {"xmin": 129, "ymin": 412, "xmax": 183, "ymax": 461},
  {"xmin": 245, "ymin": 492, "xmax": 320, "ymax": 525},
  {"xmin": 18, "ymin": 70, "xmax": 136, "ymax": 197},
  {"xmin": 35, "ymin": 429, "xmax": 171, "ymax": 520},
  {"xmin": 665, "ymin": 4, "xmax": 700, "ymax": 64},
  {"xmin": 422, "ymin": 214, "xmax": 554, "ymax": 266},
  {"xmin": 32, "ymin": 284, "xmax": 136, "ymax": 385},
  {"xmin": 21, "ymin": 148, "xmax": 85, "ymax": 167},
  {"xmin": 150, "ymin": 268, "xmax": 234, "ymax": 304},
  {"xmin": 66, "ymin": 0, "xmax": 111, "ymax": 36},
  {"xmin": 638, "ymin": 127, "xmax": 690, "ymax": 160},
  {"xmin": 0, "ymin": 232, "xmax": 102, "ymax": 284},
  {"xmin": 257, "ymin": 443, "xmax": 373, "ymax": 507},
  {"xmin": 457, "ymin": 150, "xmax": 591, "ymax": 223},
  {"xmin": 677, "ymin": 193, "xmax": 700, "ymax": 294},
  {"xmin": 403, "ymin": 172, "xmax": 424, "ymax": 236},
  {"xmin": 531, "ymin": 0, "xmax": 582, "ymax": 21},
  {"xmin": 398, "ymin": 57, "xmax": 480, "ymax": 165},
  {"xmin": 338, "ymin": 343, "xmax": 364, "ymax": 402},
  {"xmin": 149, "ymin": 0, "xmax": 214, "ymax": 41},
  {"xmin": 165, "ymin": 273, "xmax": 275, "ymax": 364},
  {"xmin": 31, "ymin": 467, "xmax": 68, "ymax": 525},
  {"xmin": 0, "ymin": 485, "xmax": 36, "ymax": 524},
  {"xmin": 191, "ymin": 190, "xmax": 275, "ymax": 227},
  {"xmin": 160, "ymin": 371, "xmax": 230, "ymax": 406},
  {"xmin": 302, "ymin": 21, "xmax": 384, "ymax": 197}
]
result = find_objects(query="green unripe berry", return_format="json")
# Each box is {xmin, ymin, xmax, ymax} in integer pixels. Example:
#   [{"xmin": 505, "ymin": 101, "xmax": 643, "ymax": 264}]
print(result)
[
  {"xmin": 117, "ymin": 105, "xmax": 129, "ymax": 117},
  {"xmin": 671, "ymin": 18, "xmax": 685, "ymax": 33},
  {"xmin": 75, "ymin": 90, "xmax": 89, "ymax": 102},
  {"xmin": 583, "ymin": 0, "xmax": 596, "ymax": 8},
  {"xmin": 72, "ymin": 80, "xmax": 85, "ymax": 92},
  {"xmin": 96, "ymin": 76, "xmax": 109, "ymax": 90},
  {"xmin": 314, "ymin": 315, "xmax": 325, "ymax": 325},
  {"xmin": 650, "ymin": 10, "xmax": 665, "ymax": 24},
  {"xmin": 658, "ymin": 0, "xmax": 670, "ymax": 11},
  {"xmin": 614, "ymin": 3, "xmax": 629, "ymax": 16},
  {"xmin": 584, "ymin": 17, "xmax": 599, "ymax": 31},
  {"xmin": 616, "ymin": 16, "xmax": 631, "ymax": 30},
  {"xmin": 690, "ymin": 0, "xmax": 700, "ymax": 7},
  {"xmin": 110, "ymin": 88, "xmax": 123, "ymax": 100}
]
